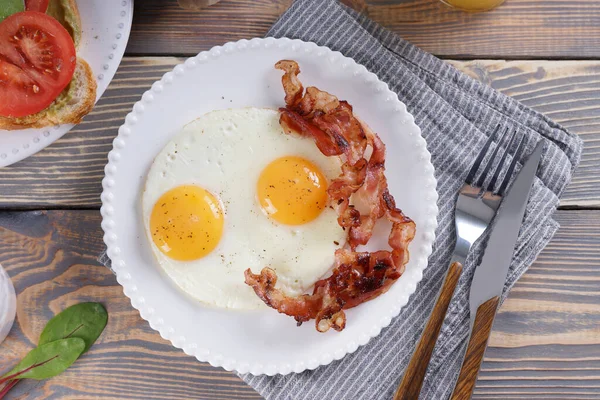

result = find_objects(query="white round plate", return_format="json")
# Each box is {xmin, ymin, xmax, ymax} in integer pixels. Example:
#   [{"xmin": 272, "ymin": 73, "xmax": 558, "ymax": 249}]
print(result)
[
  {"xmin": 0, "ymin": 0, "xmax": 134, "ymax": 167},
  {"xmin": 101, "ymin": 38, "xmax": 439, "ymax": 376},
  {"xmin": 0, "ymin": 263, "xmax": 16, "ymax": 345}
]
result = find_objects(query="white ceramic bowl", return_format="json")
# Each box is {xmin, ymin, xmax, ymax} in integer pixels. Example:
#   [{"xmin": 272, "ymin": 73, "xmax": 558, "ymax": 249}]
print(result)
[{"xmin": 0, "ymin": 264, "xmax": 16, "ymax": 344}]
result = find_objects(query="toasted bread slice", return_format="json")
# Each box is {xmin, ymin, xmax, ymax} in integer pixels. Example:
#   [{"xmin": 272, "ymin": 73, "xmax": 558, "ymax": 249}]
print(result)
[
  {"xmin": 0, "ymin": 58, "xmax": 97, "ymax": 130},
  {"xmin": 1, "ymin": 0, "xmax": 96, "ymax": 130},
  {"xmin": 47, "ymin": 0, "xmax": 82, "ymax": 47}
]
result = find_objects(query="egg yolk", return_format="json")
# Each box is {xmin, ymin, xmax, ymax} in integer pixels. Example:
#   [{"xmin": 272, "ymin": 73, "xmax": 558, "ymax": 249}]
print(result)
[
  {"xmin": 150, "ymin": 185, "xmax": 224, "ymax": 261},
  {"xmin": 257, "ymin": 156, "xmax": 328, "ymax": 225}
]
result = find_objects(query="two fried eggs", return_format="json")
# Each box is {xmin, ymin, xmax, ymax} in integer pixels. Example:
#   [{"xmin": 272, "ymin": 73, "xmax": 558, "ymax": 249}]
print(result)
[{"xmin": 142, "ymin": 108, "xmax": 346, "ymax": 309}]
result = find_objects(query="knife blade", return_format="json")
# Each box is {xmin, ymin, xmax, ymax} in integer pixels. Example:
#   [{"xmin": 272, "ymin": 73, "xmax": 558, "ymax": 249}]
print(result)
[{"xmin": 468, "ymin": 141, "xmax": 544, "ymax": 330}]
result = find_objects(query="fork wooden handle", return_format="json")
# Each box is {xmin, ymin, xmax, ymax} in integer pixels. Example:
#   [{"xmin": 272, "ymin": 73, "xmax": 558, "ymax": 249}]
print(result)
[
  {"xmin": 450, "ymin": 296, "xmax": 500, "ymax": 400},
  {"xmin": 394, "ymin": 262, "xmax": 463, "ymax": 400}
]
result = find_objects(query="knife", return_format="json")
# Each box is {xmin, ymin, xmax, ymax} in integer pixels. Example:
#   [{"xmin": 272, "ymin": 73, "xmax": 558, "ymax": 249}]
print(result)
[{"xmin": 450, "ymin": 141, "xmax": 545, "ymax": 400}]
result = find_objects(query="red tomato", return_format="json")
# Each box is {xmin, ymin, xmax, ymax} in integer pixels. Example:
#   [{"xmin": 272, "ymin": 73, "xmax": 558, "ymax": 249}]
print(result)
[
  {"xmin": 25, "ymin": 0, "xmax": 50, "ymax": 13},
  {"xmin": 0, "ymin": 11, "xmax": 76, "ymax": 118}
]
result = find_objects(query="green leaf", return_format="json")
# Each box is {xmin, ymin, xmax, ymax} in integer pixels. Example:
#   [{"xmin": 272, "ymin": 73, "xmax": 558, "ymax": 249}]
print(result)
[
  {"xmin": 39, "ymin": 302, "xmax": 108, "ymax": 353},
  {"xmin": 2, "ymin": 338, "xmax": 85, "ymax": 381},
  {"xmin": 0, "ymin": 0, "xmax": 24, "ymax": 22}
]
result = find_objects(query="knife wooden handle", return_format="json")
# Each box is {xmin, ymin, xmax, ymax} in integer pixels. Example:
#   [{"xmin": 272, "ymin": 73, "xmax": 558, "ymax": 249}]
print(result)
[
  {"xmin": 394, "ymin": 261, "xmax": 463, "ymax": 400},
  {"xmin": 450, "ymin": 296, "xmax": 500, "ymax": 400}
]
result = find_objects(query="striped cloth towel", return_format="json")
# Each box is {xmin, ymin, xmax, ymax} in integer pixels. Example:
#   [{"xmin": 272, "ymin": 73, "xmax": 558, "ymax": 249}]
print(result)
[
  {"xmin": 238, "ymin": 1, "xmax": 584, "ymax": 399},
  {"xmin": 98, "ymin": 0, "xmax": 583, "ymax": 398}
]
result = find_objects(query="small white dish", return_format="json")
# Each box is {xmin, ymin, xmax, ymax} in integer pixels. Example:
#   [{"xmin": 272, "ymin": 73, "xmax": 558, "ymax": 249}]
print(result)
[
  {"xmin": 0, "ymin": 0, "xmax": 134, "ymax": 167},
  {"xmin": 101, "ymin": 38, "xmax": 439, "ymax": 375},
  {"xmin": 0, "ymin": 264, "xmax": 16, "ymax": 344}
]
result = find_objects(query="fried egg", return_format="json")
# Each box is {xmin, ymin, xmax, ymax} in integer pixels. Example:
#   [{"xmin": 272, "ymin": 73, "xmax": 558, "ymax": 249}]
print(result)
[{"xmin": 142, "ymin": 108, "xmax": 346, "ymax": 309}]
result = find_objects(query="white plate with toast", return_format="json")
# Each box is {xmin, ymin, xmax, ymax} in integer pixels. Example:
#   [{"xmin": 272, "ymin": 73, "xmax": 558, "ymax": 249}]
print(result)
[
  {"xmin": 0, "ymin": 0, "xmax": 134, "ymax": 167},
  {"xmin": 101, "ymin": 38, "xmax": 439, "ymax": 375}
]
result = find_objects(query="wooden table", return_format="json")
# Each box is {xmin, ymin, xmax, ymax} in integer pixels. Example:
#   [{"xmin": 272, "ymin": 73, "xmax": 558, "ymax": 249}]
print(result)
[{"xmin": 1, "ymin": 1, "xmax": 599, "ymax": 399}]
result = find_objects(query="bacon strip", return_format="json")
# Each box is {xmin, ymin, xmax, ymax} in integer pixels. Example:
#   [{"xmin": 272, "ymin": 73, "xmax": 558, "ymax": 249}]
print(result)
[
  {"xmin": 275, "ymin": 60, "xmax": 304, "ymax": 107},
  {"xmin": 280, "ymin": 109, "xmax": 345, "ymax": 157},
  {"xmin": 313, "ymin": 101, "xmax": 367, "ymax": 166},
  {"xmin": 349, "ymin": 132, "xmax": 387, "ymax": 248},
  {"xmin": 328, "ymin": 158, "xmax": 367, "ymax": 230},
  {"xmin": 245, "ymin": 60, "xmax": 416, "ymax": 332}
]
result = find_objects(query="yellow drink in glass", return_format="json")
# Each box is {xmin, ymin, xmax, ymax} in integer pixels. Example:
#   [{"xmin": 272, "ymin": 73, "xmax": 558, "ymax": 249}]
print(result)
[{"xmin": 441, "ymin": 0, "xmax": 505, "ymax": 12}]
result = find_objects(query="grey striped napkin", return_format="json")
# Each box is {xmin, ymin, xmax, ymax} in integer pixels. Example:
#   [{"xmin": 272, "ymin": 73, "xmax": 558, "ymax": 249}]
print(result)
[
  {"xmin": 99, "ymin": 0, "xmax": 582, "ymax": 398},
  {"xmin": 238, "ymin": 1, "xmax": 583, "ymax": 399}
]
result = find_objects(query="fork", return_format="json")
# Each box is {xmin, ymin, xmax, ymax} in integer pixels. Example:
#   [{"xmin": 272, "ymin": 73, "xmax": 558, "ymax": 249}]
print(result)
[{"xmin": 394, "ymin": 125, "xmax": 527, "ymax": 400}]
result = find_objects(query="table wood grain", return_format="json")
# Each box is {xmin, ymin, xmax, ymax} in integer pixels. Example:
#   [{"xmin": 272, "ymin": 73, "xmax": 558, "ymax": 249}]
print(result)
[
  {"xmin": 0, "ymin": 58, "xmax": 597, "ymax": 209},
  {"xmin": 128, "ymin": 0, "xmax": 600, "ymax": 59},
  {"xmin": 0, "ymin": 210, "xmax": 598, "ymax": 399},
  {"xmin": 1, "ymin": 1, "xmax": 599, "ymax": 399}
]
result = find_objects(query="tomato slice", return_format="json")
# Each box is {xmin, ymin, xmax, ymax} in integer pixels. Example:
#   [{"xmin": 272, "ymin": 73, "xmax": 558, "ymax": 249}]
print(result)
[
  {"xmin": 0, "ymin": 11, "xmax": 76, "ymax": 118},
  {"xmin": 25, "ymin": 0, "xmax": 50, "ymax": 13}
]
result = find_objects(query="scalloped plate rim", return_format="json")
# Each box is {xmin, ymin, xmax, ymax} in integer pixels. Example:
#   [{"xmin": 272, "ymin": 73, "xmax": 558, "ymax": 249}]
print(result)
[{"xmin": 101, "ymin": 37, "xmax": 439, "ymax": 376}]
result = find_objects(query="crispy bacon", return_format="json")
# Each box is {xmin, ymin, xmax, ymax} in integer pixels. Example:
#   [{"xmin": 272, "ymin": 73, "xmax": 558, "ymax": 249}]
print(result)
[
  {"xmin": 275, "ymin": 60, "xmax": 304, "ymax": 106},
  {"xmin": 245, "ymin": 60, "xmax": 416, "ymax": 332},
  {"xmin": 313, "ymin": 101, "xmax": 367, "ymax": 166},
  {"xmin": 276, "ymin": 59, "xmax": 340, "ymax": 115},
  {"xmin": 328, "ymin": 158, "xmax": 367, "ymax": 230},
  {"xmin": 244, "ymin": 248, "xmax": 403, "ymax": 332},
  {"xmin": 349, "ymin": 132, "xmax": 387, "ymax": 248},
  {"xmin": 297, "ymin": 87, "xmax": 340, "ymax": 116},
  {"xmin": 280, "ymin": 109, "xmax": 345, "ymax": 157},
  {"xmin": 276, "ymin": 61, "xmax": 366, "ymax": 166},
  {"xmin": 244, "ymin": 266, "xmax": 346, "ymax": 332}
]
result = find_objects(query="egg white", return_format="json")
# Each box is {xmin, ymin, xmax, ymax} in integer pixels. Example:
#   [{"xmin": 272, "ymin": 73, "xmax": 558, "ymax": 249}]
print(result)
[{"xmin": 142, "ymin": 108, "xmax": 346, "ymax": 309}]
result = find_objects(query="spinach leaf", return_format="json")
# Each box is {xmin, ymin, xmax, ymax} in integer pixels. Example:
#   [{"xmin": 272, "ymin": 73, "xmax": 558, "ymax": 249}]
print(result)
[
  {"xmin": 0, "ymin": 0, "xmax": 24, "ymax": 22},
  {"xmin": 1, "ymin": 338, "xmax": 85, "ymax": 381},
  {"xmin": 39, "ymin": 302, "xmax": 107, "ymax": 353}
]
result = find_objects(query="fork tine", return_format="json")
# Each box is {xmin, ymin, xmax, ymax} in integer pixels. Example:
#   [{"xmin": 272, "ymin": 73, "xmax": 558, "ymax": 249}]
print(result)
[
  {"xmin": 487, "ymin": 128, "xmax": 518, "ymax": 193},
  {"xmin": 474, "ymin": 126, "xmax": 510, "ymax": 189},
  {"xmin": 465, "ymin": 124, "xmax": 501, "ymax": 184},
  {"xmin": 496, "ymin": 134, "xmax": 528, "ymax": 196}
]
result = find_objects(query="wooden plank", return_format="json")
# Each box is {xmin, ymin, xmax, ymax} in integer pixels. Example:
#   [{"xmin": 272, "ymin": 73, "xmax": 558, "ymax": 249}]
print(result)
[
  {"xmin": 0, "ymin": 210, "xmax": 260, "ymax": 400},
  {"xmin": 126, "ymin": 0, "xmax": 600, "ymax": 59},
  {"xmin": 0, "ymin": 58, "xmax": 596, "ymax": 208},
  {"xmin": 448, "ymin": 60, "xmax": 600, "ymax": 208},
  {"xmin": 365, "ymin": 0, "xmax": 600, "ymax": 59},
  {"xmin": 129, "ymin": 0, "xmax": 292, "ymax": 55},
  {"xmin": 478, "ymin": 210, "xmax": 600, "ymax": 399},
  {"xmin": 0, "ymin": 209, "xmax": 598, "ymax": 399},
  {"xmin": 0, "ymin": 58, "xmax": 178, "ymax": 209}
]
